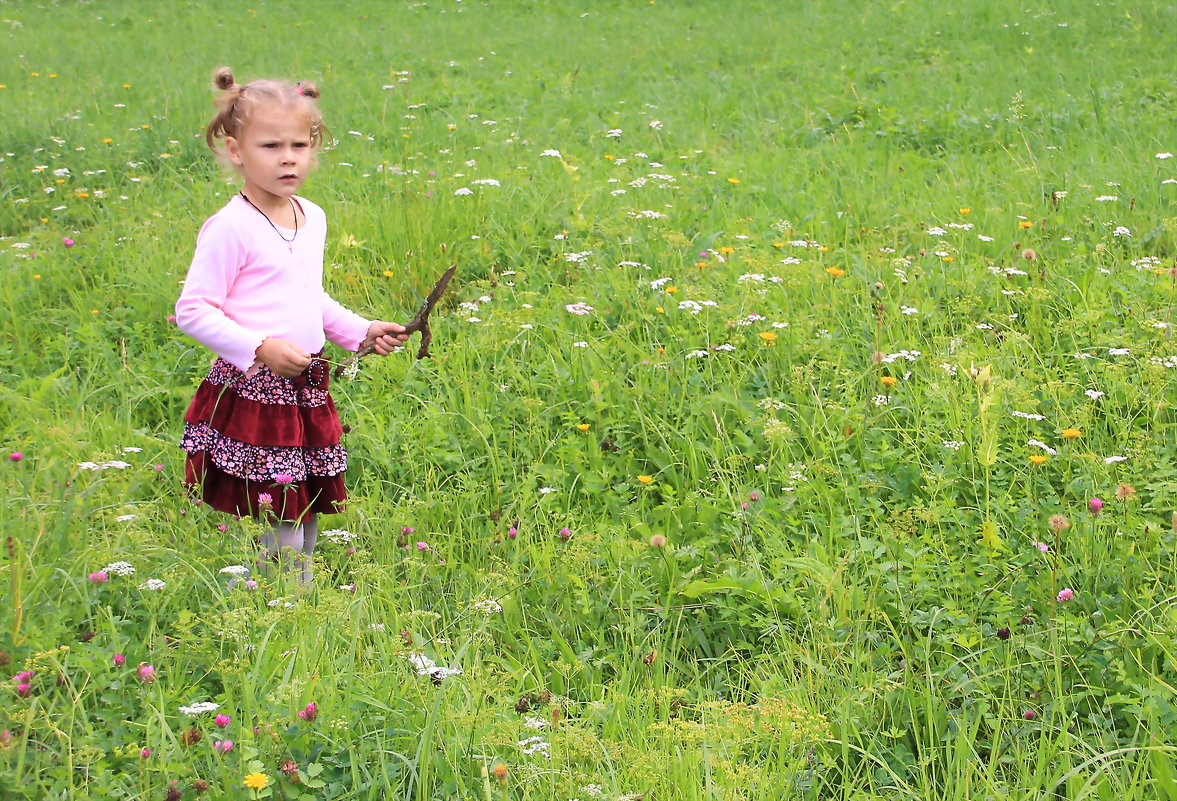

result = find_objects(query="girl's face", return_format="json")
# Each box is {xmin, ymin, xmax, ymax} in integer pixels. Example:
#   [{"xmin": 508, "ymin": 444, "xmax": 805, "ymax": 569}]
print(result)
[{"xmin": 225, "ymin": 104, "xmax": 315, "ymax": 206}]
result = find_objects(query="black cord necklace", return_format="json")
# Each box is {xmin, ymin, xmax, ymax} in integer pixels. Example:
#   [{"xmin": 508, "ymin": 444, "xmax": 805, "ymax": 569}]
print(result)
[{"xmin": 240, "ymin": 192, "xmax": 298, "ymax": 252}]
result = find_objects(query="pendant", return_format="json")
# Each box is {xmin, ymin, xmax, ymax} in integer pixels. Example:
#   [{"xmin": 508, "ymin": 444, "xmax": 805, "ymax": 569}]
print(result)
[{"xmin": 289, "ymin": 244, "xmax": 293, "ymax": 253}]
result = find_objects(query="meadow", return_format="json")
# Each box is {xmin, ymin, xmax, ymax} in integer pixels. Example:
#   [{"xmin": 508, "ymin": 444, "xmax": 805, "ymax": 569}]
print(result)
[{"xmin": 2, "ymin": 0, "xmax": 1177, "ymax": 798}]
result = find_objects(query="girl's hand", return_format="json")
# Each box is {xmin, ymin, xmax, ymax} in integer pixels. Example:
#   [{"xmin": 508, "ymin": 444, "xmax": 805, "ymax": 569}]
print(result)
[
  {"xmin": 363, "ymin": 321, "xmax": 410, "ymax": 355},
  {"xmin": 256, "ymin": 337, "xmax": 312, "ymax": 377}
]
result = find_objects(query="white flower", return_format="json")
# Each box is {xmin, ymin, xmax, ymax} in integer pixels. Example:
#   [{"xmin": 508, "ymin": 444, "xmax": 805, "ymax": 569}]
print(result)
[
  {"xmin": 977, "ymin": 234, "xmax": 995, "ymax": 242},
  {"xmin": 408, "ymin": 652, "xmax": 463, "ymax": 681},
  {"xmin": 453, "ymin": 187, "xmax": 473, "ymax": 196},
  {"xmin": 628, "ymin": 209, "xmax": 667, "ymax": 219},
  {"xmin": 524, "ymin": 716, "xmax": 548, "ymax": 729},
  {"xmin": 926, "ymin": 226, "xmax": 947, "ymax": 236},
  {"xmin": 1113, "ymin": 226, "xmax": 1131, "ymax": 237},
  {"xmin": 713, "ymin": 343, "xmax": 736, "ymax": 351},
  {"xmin": 219, "ymin": 565, "xmax": 250, "ymax": 578},
  {"xmin": 1107, "ymin": 347, "xmax": 1130, "ymax": 356},
  {"xmin": 1095, "ymin": 195, "xmax": 1118, "ymax": 202},
  {"xmin": 519, "ymin": 324, "xmax": 533, "ymax": 330},
  {"xmin": 976, "ymin": 323, "xmax": 995, "ymax": 330},
  {"xmin": 471, "ymin": 178, "xmax": 500, "ymax": 186},
  {"xmin": 178, "ymin": 701, "xmax": 220, "ymax": 716},
  {"xmin": 115, "ymin": 514, "xmax": 136, "ymax": 522},
  {"xmin": 1104, "ymin": 455, "xmax": 1128, "ymax": 464},
  {"xmin": 1073, "ymin": 352, "xmax": 1094, "ymax": 359},
  {"xmin": 122, "ymin": 446, "xmax": 143, "ymax": 453},
  {"xmin": 140, "ymin": 578, "xmax": 166, "ymax": 591},
  {"xmin": 942, "ymin": 440, "xmax": 965, "ymax": 450},
  {"xmin": 1085, "ymin": 389, "xmax": 1105, "ymax": 400},
  {"xmin": 605, "ymin": 128, "xmax": 623, "ymax": 138},
  {"xmin": 1157, "ymin": 153, "xmax": 1174, "ymax": 159},
  {"xmin": 471, "ymin": 599, "xmax": 503, "ymax": 615},
  {"xmin": 940, "ymin": 362, "xmax": 958, "ymax": 376},
  {"xmin": 538, "ymin": 487, "xmax": 558, "ymax": 494},
  {"xmin": 518, "ymin": 736, "xmax": 551, "ymax": 757},
  {"xmin": 900, "ymin": 306, "xmax": 919, "ymax": 315},
  {"xmin": 564, "ymin": 250, "xmax": 592, "ymax": 263},
  {"xmin": 540, "ymin": 149, "xmax": 562, "ymax": 158},
  {"xmin": 581, "ymin": 784, "xmax": 605, "ymax": 799},
  {"xmin": 871, "ymin": 395, "xmax": 890, "ymax": 406},
  {"xmin": 565, "ymin": 302, "xmax": 594, "ymax": 315},
  {"xmin": 737, "ymin": 273, "xmax": 765, "ymax": 283},
  {"xmin": 685, "ymin": 350, "xmax": 709, "ymax": 359},
  {"xmin": 648, "ymin": 120, "xmax": 664, "ymax": 130},
  {"xmin": 650, "ymin": 277, "xmax": 674, "ymax": 290},
  {"xmin": 103, "ymin": 561, "xmax": 136, "ymax": 576},
  {"xmin": 1011, "ymin": 411, "xmax": 1046, "ymax": 420},
  {"xmin": 1027, "ymin": 439, "xmax": 1059, "ymax": 456},
  {"xmin": 572, "ymin": 341, "xmax": 588, "ymax": 348},
  {"xmin": 321, "ymin": 528, "xmax": 358, "ymax": 544}
]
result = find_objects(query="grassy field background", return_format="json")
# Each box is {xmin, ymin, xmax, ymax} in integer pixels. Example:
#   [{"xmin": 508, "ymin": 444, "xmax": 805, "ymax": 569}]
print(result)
[{"xmin": 2, "ymin": 0, "xmax": 1177, "ymax": 798}]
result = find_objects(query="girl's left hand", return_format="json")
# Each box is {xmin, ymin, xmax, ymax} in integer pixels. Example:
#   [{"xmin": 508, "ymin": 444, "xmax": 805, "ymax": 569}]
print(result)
[{"xmin": 363, "ymin": 320, "xmax": 410, "ymax": 355}]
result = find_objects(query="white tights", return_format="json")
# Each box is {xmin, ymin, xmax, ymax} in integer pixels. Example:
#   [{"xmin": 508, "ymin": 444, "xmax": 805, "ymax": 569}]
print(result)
[{"xmin": 259, "ymin": 514, "xmax": 319, "ymax": 584}]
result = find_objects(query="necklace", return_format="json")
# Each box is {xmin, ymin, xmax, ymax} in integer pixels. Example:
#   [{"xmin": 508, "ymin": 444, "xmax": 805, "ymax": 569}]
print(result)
[{"xmin": 240, "ymin": 192, "xmax": 298, "ymax": 252}]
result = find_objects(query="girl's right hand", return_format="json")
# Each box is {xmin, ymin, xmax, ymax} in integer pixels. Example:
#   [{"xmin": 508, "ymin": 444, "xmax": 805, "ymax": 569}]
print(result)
[{"xmin": 256, "ymin": 337, "xmax": 312, "ymax": 377}]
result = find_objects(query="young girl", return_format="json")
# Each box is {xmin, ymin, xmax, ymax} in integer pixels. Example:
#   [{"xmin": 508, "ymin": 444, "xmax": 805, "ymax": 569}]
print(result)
[{"xmin": 176, "ymin": 67, "xmax": 407, "ymax": 584}]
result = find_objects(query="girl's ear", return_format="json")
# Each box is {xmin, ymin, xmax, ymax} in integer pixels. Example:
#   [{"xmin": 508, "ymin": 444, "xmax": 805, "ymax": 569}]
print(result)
[{"xmin": 224, "ymin": 136, "xmax": 244, "ymax": 167}]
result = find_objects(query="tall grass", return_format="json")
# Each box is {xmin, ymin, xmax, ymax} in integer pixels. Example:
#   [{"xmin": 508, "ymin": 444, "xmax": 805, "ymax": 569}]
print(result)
[{"xmin": 2, "ymin": 0, "xmax": 1176, "ymax": 798}]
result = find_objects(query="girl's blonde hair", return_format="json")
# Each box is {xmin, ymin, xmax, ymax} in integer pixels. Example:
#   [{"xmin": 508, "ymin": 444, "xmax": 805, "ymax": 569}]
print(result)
[{"xmin": 204, "ymin": 66, "xmax": 330, "ymax": 156}]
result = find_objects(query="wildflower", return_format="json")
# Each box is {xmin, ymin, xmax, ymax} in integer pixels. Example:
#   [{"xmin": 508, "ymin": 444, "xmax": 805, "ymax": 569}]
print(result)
[
  {"xmin": 16, "ymin": 683, "xmax": 31, "ymax": 698},
  {"xmin": 637, "ymin": 475, "xmax": 654, "ymax": 485},
  {"xmin": 576, "ymin": 424, "xmax": 590, "ymax": 431},
  {"xmin": 1019, "ymin": 221, "xmax": 1034, "ymax": 229},
  {"xmin": 88, "ymin": 571, "xmax": 109, "ymax": 584},
  {"xmin": 1033, "ymin": 542, "xmax": 1050, "ymax": 553},
  {"xmin": 1029, "ymin": 454, "xmax": 1047, "ymax": 465},
  {"xmin": 472, "ymin": 599, "xmax": 503, "ymax": 615},
  {"xmin": 180, "ymin": 728, "xmax": 202, "ymax": 746},
  {"xmin": 140, "ymin": 747, "xmax": 151, "ymax": 758},
  {"xmin": 558, "ymin": 527, "xmax": 572, "ymax": 542},
  {"xmin": 298, "ymin": 702, "xmax": 318, "ymax": 722},
  {"xmin": 213, "ymin": 740, "xmax": 233, "ymax": 754},
  {"xmin": 140, "ymin": 578, "xmax": 166, "ymax": 591},
  {"xmin": 825, "ymin": 267, "xmax": 845, "ymax": 277},
  {"xmin": 402, "ymin": 526, "xmax": 415, "ymax": 535},
  {"xmin": 492, "ymin": 763, "xmax": 509, "ymax": 782},
  {"xmin": 192, "ymin": 779, "xmax": 208, "ymax": 794},
  {"xmin": 996, "ymin": 627, "xmax": 1011, "ymax": 640},
  {"xmin": 178, "ymin": 701, "xmax": 220, "ymax": 715},
  {"xmin": 1048, "ymin": 515, "xmax": 1070, "ymax": 533},
  {"xmin": 649, "ymin": 534, "xmax": 667, "ymax": 548},
  {"xmin": 758, "ymin": 331, "xmax": 777, "ymax": 343},
  {"xmin": 219, "ymin": 565, "xmax": 249, "ymax": 578},
  {"xmin": 960, "ymin": 207, "xmax": 971, "ymax": 214},
  {"xmin": 1057, "ymin": 588, "xmax": 1074, "ymax": 602},
  {"xmin": 243, "ymin": 773, "xmax": 270, "ymax": 790},
  {"xmin": 214, "ymin": 714, "xmax": 231, "ymax": 728},
  {"xmin": 1061, "ymin": 428, "xmax": 1080, "ymax": 439},
  {"xmin": 136, "ymin": 662, "xmax": 156, "ymax": 683},
  {"xmin": 256, "ymin": 492, "xmax": 272, "ymax": 506},
  {"xmin": 113, "ymin": 653, "xmax": 126, "ymax": 667},
  {"xmin": 1088, "ymin": 497, "xmax": 1103, "ymax": 515},
  {"xmin": 273, "ymin": 472, "xmax": 294, "ymax": 484},
  {"xmin": 880, "ymin": 375, "xmax": 898, "ymax": 387},
  {"xmin": 727, "ymin": 177, "xmax": 740, "ymax": 184},
  {"xmin": 1023, "ymin": 709, "xmax": 1038, "ymax": 720},
  {"xmin": 1115, "ymin": 482, "xmax": 1136, "ymax": 500},
  {"xmin": 565, "ymin": 302, "xmax": 594, "ymax": 315},
  {"xmin": 507, "ymin": 527, "xmax": 518, "ymax": 539},
  {"xmin": 415, "ymin": 541, "xmax": 430, "ymax": 552},
  {"xmin": 280, "ymin": 760, "xmax": 299, "ymax": 779}
]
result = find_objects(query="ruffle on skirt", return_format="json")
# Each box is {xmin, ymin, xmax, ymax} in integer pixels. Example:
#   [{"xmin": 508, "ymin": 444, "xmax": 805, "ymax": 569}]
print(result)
[{"xmin": 180, "ymin": 355, "xmax": 348, "ymax": 521}]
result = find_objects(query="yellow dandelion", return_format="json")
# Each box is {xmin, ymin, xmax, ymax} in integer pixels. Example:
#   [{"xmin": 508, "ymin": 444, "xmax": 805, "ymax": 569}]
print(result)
[
  {"xmin": 91, "ymin": 309, "xmax": 99, "ymax": 315},
  {"xmin": 382, "ymin": 270, "xmax": 393, "ymax": 277},
  {"xmin": 1018, "ymin": 220, "xmax": 1034, "ymax": 229},
  {"xmin": 0, "ymin": 84, "xmax": 7, "ymax": 89},
  {"xmin": 637, "ymin": 475, "xmax": 654, "ymax": 485},
  {"xmin": 1061, "ymin": 428, "xmax": 1080, "ymax": 439},
  {"xmin": 140, "ymin": 124, "xmax": 150, "ymax": 129},
  {"xmin": 122, "ymin": 83, "xmax": 131, "ymax": 88},
  {"xmin": 655, "ymin": 306, "xmax": 664, "ymax": 313},
  {"xmin": 719, "ymin": 246, "xmax": 735, "ymax": 255},
  {"xmin": 819, "ymin": 245, "xmax": 829, "ymax": 252},
  {"xmin": 656, "ymin": 347, "xmax": 665, "ymax": 354},
  {"xmin": 959, "ymin": 207, "xmax": 971, "ymax": 215},
  {"xmin": 772, "ymin": 241, "xmax": 784, "ymax": 248},
  {"xmin": 102, "ymin": 137, "xmax": 113, "ymax": 144},
  {"xmin": 49, "ymin": 74, "xmax": 58, "ymax": 79},
  {"xmin": 695, "ymin": 260, "xmax": 707, "ymax": 268},
  {"xmin": 576, "ymin": 424, "xmax": 590, "ymax": 431},
  {"xmin": 30, "ymin": 72, "xmax": 40, "ymax": 77},
  {"xmin": 75, "ymin": 192, "xmax": 90, "ymax": 199},
  {"xmin": 880, "ymin": 375, "xmax": 898, "ymax": 386},
  {"xmin": 402, "ymin": 133, "xmax": 410, "ymax": 139},
  {"xmin": 243, "ymin": 773, "xmax": 269, "ymax": 790},
  {"xmin": 758, "ymin": 331, "xmax": 778, "ymax": 343},
  {"xmin": 604, "ymin": 154, "xmax": 614, "ymax": 161},
  {"xmin": 32, "ymin": 274, "xmax": 41, "ymax": 279},
  {"xmin": 1029, "ymin": 454, "xmax": 1047, "ymax": 465},
  {"xmin": 55, "ymin": 179, "xmax": 65, "ymax": 184},
  {"xmin": 942, "ymin": 256, "xmax": 954, "ymax": 263},
  {"xmin": 727, "ymin": 177, "xmax": 740, "ymax": 184},
  {"xmin": 447, "ymin": 123, "xmax": 457, "ymax": 130},
  {"xmin": 665, "ymin": 286, "xmax": 678, "ymax": 294},
  {"xmin": 825, "ymin": 267, "xmax": 845, "ymax": 277}
]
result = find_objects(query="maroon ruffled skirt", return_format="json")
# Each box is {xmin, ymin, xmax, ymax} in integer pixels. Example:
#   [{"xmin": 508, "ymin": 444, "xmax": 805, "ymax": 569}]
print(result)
[{"xmin": 180, "ymin": 354, "xmax": 347, "ymax": 521}]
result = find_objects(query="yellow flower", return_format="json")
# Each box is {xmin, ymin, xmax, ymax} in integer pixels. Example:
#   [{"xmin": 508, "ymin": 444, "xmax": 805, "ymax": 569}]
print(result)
[
  {"xmin": 880, "ymin": 375, "xmax": 898, "ymax": 386},
  {"xmin": 825, "ymin": 267, "xmax": 845, "ymax": 277},
  {"xmin": 243, "ymin": 773, "xmax": 269, "ymax": 790},
  {"xmin": 75, "ymin": 192, "xmax": 90, "ymax": 199},
  {"xmin": 140, "ymin": 124, "xmax": 150, "ymax": 129},
  {"xmin": 1018, "ymin": 220, "xmax": 1034, "ymax": 229},
  {"xmin": 30, "ymin": 72, "xmax": 40, "ymax": 77},
  {"xmin": 383, "ymin": 270, "xmax": 393, "ymax": 277},
  {"xmin": 576, "ymin": 424, "xmax": 590, "ymax": 431},
  {"xmin": 758, "ymin": 331, "xmax": 778, "ymax": 342},
  {"xmin": 694, "ymin": 261, "xmax": 707, "ymax": 268},
  {"xmin": 942, "ymin": 256, "xmax": 954, "ymax": 263},
  {"xmin": 604, "ymin": 154, "xmax": 614, "ymax": 161},
  {"xmin": 102, "ymin": 137, "xmax": 113, "ymax": 144},
  {"xmin": 719, "ymin": 246, "xmax": 735, "ymax": 255},
  {"xmin": 122, "ymin": 83, "xmax": 131, "ymax": 88},
  {"xmin": 727, "ymin": 177, "xmax": 740, "ymax": 184},
  {"xmin": 655, "ymin": 306, "xmax": 664, "ymax": 313},
  {"xmin": 772, "ymin": 241, "xmax": 784, "ymax": 248},
  {"xmin": 1061, "ymin": 428, "xmax": 1081, "ymax": 439},
  {"xmin": 959, "ymin": 207, "xmax": 971, "ymax": 215},
  {"xmin": 1029, "ymin": 454, "xmax": 1047, "ymax": 465},
  {"xmin": 637, "ymin": 475, "xmax": 654, "ymax": 485},
  {"xmin": 664, "ymin": 286, "xmax": 678, "ymax": 294},
  {"xmin": 819, "ymin": 246, "xmax": 829, "ymax": 252},
  {"xmin": 0, "ymin": 84, "xmax": 6, "ymax": 89},
  {"xmin": 447, "ymin": 123, "xmax": 457, "ymax": 130}
]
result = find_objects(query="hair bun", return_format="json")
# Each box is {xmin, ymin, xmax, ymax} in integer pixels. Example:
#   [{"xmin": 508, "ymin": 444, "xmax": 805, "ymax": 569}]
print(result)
[
  {"xmin": 213, "ymin": 66, "xmax": 236, "ymax": 91},
  {"xmin": 296, "ymin": 80, "xmax": 320, "ymax": 100}
]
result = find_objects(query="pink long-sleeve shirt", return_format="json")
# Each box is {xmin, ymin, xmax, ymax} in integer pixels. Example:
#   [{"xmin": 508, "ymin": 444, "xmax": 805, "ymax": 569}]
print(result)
[{"xmin": 175, "ymin": 194, "xmax": 371, "ymax": 372}]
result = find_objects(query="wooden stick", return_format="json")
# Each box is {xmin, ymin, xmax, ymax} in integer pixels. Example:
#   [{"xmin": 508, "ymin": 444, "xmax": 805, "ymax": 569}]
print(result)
[{"xmin": 334, "ymin": 265, "xmax": 457, "ymax": 377}]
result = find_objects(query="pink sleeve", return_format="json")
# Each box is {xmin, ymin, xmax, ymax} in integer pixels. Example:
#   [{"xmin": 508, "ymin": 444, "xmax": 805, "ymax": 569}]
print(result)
[
  {"xmin": 174, "ymin": 215, "xmax": 268, "ymax": 372},
  {"xmin": 322, "ymin": 292, "xmax": 372, "ymax": 352}
]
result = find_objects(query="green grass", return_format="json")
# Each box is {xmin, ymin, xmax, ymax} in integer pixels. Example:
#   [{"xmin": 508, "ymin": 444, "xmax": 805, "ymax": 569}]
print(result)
[{"xmin": 2, "ymin": 0, "xmax": 1177, "ymax": 798}]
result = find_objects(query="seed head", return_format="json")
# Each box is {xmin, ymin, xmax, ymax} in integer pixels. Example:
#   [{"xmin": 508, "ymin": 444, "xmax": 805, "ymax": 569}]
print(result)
[
  {"xmin": 1048, "ymin": 514, "xmax": 1070, "ymax": 533},
  {"xmin": 1114, "ymin": 482, "xmax": 1135, "ymax": 501}
]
